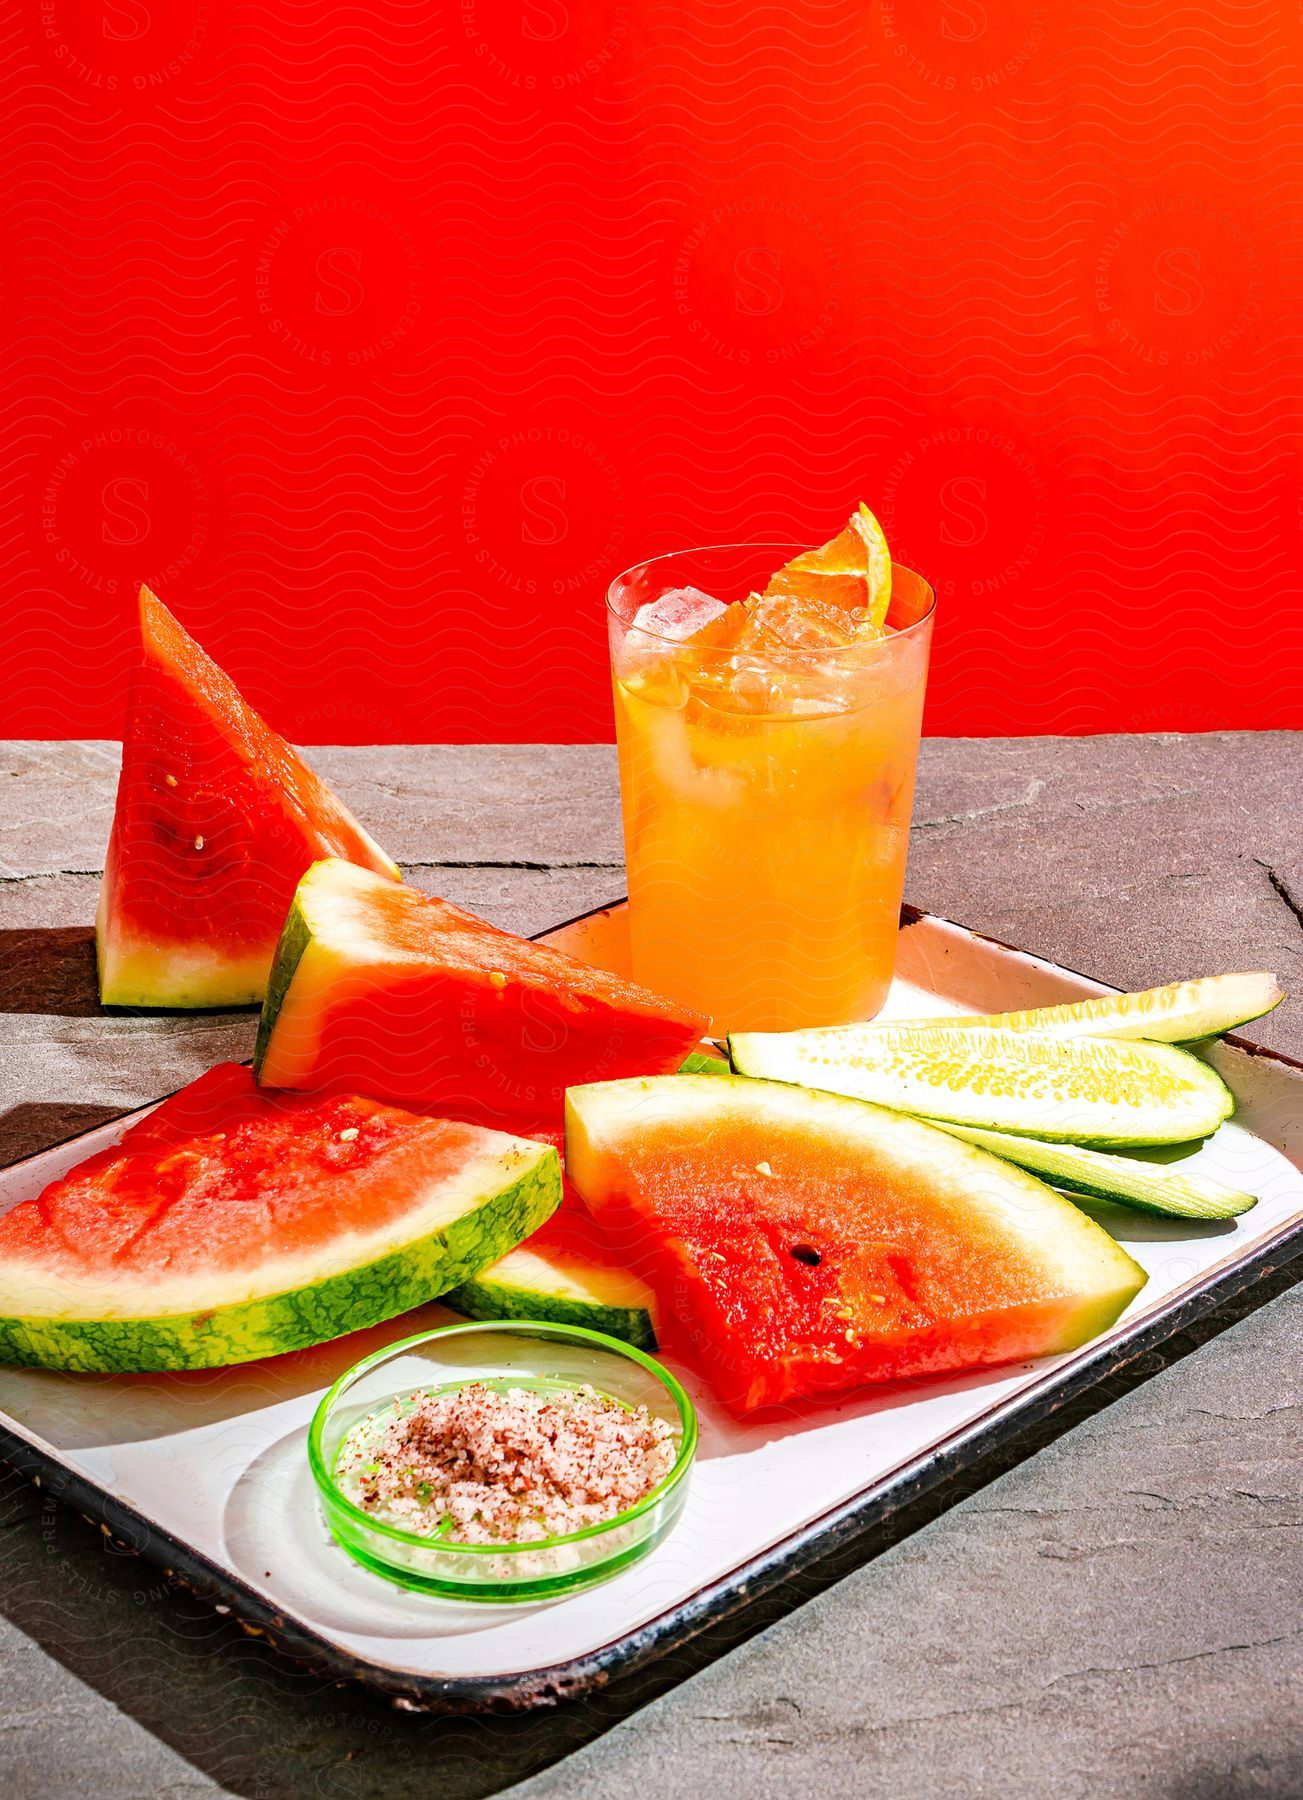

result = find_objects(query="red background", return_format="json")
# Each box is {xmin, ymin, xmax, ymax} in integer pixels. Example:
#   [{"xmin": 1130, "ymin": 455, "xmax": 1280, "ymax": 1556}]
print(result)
[{"xmin": 4, "ymin": 1, "xmax": 1299, "ymax": 743}]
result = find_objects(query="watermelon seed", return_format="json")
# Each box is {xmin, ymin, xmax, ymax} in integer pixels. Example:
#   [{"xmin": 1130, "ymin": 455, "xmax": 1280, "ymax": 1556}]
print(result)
[
  {"xmin": 789, "ymin": 1244, "xmax": 822, "ymax": 1267},
  {"xmin": 164, "ymin": 774, "xmax": 178, "ymax": 787},
  {"xmin": 194, "ymin": 835, "xmax": 204, "ymax": 850},
  {"xmin": 339, "ymin": 1127, "xmax": 359, "ymax": 1141}
]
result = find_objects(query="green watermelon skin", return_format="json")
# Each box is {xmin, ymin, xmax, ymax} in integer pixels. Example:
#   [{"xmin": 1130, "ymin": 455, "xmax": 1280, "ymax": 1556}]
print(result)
[
  {"xmin": 0, "ymin": 1066, "xmax": 560, "ymax": 1373},
  {"xmin": 442, "ymin": 1262, "xmax": 657, "ymax": 1353},
  {"xmin": 0, "ymin": 1166, "xmax": 556, "ymax": 1373}
]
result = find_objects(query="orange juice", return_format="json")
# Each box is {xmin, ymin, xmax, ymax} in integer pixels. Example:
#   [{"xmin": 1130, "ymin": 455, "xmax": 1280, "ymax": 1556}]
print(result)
[{"xmin": 608, "ymin": 549, "xmax": 933, "ymax": 1033}]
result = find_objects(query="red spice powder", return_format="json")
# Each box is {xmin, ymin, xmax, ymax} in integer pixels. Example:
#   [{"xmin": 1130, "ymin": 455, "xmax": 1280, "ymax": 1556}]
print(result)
[{"xmin": 339, "ymin": 1382, "xmax": 675, "ymax": 1545}]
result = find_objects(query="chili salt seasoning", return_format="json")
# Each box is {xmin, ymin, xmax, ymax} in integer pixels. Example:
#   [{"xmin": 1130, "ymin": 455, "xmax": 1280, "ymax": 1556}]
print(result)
[{"xmin": 337, "ymin": 1382, "xmax": 674, "ymax": 1546}]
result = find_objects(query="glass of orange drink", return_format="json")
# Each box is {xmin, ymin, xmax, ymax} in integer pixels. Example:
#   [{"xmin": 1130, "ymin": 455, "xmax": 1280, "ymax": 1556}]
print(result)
[{"xmin": 607, "ymin": 507, "xmax": 935, "ymax": 1033}]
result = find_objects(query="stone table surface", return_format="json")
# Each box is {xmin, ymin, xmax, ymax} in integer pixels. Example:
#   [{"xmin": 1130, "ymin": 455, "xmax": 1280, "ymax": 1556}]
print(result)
[{"xmin": 0, "ymin": 733, "xmax": 1299, "ymax": 1799}]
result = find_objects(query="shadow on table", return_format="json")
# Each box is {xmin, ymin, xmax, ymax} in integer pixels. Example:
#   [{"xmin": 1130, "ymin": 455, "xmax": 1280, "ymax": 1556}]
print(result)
[
  {"xmin": 1166, "ymin": 1747, "xmax": 1303, "ymax": 1800},
  {"xmin": 0, "ymin": 926, "xmax": 101, "ymax": 1017},
  {"xmin": 0, "ymin": 1102, "xmax": 127, "ymax": 1166},
  {"xmin": 0, "ymin": 1257, "xmax": 1298, "ymax": 1800}
]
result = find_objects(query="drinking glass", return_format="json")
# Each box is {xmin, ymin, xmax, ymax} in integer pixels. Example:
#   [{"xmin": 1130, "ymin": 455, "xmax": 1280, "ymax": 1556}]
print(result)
[{"xmin": 607, "ymin": 545, "xmax": 935, "ymax": 1032}]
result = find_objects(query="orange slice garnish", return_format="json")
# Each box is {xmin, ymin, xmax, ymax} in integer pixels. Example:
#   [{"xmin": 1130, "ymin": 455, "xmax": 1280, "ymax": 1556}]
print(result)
[{"xmin": 763, "ymin": 502, "xmax": 891, "ymax": 629}]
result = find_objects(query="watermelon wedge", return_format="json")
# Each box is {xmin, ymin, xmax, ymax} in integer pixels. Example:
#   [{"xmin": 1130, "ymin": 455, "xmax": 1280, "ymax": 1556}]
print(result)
[
  {"xmin": 440, "ymin": 1127, "xmax": 658, "ymax": 1347},
  {"xmin": 253, "ymin": 858, "xmax": 708, "ymax": 1131},
  {"xmin": 0, "ymin": 1064, "xmax": 559, "ymax": 1373},
  {"xmin": 96, "ymin": 586, "xmax": 399, "ymax": 1009},
  {"xmin": 443, "ymin": 1189, "xmax": 659, "ymax": 1350},
  {"xmin": 565, "ymin": 1075, "xmax": 1147, "ymax": 1413}
]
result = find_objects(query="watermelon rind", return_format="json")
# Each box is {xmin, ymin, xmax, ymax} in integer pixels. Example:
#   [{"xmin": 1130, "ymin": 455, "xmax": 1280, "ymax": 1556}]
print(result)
[
  {"xmin": 0, "ymin": 1139, "xmax": 560, "ymax": 1373},
  {"xmin": 728, "ymin": 1024, "xmax": 1233, "ymax": 1147},
  {"xmin": 254, "ymin": 885, "xmax": 312, "ymax": 1069},
  {"xmin": 94, "ymin": 926, "xmax": 269, "ymax": 1011},
  {"xmin": 443, "ymin": 1243, "xmax": 658, "ymax": 1350},
  {"xmin": 565, "ymin": 1073, "xmax": 1148, "ymax": 1369},
  {"xmin": 254, "ymin": 859, "xmax": 398, "ymax": 1086}
]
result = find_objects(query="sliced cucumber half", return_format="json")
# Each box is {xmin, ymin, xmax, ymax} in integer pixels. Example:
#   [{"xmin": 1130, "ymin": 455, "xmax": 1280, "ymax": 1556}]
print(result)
[
  {"xmin": 728, "ymin": 1023, "xmax": 1234, "ymax": 1147},
  {"xmin": 891, "ymin": 972, "xmax": 1282, "ymax": 1045},
  {"xmin": 925, "ymin": 1121, "xmax": 1255, "ymax": 1221}
]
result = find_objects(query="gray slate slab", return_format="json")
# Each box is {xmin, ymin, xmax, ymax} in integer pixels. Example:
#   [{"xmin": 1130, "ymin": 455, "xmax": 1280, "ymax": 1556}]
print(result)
[{"xmin": 0, "ymin": 735, "xmax": 1298, "ymax": 1799}]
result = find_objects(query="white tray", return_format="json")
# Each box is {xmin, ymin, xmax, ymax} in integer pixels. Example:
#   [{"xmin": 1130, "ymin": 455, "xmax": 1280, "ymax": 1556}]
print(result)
[{"xmin": 0, "ymin": 903, "xmax": 1300, "ymax": 1710}]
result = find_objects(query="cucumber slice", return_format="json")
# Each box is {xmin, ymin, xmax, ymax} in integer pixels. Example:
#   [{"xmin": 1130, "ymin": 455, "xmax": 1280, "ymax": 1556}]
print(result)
[
  {"xmin": 678, "ymin": 1049, "xmax": 731, "ymax": 1075},
  {"xmin": 893, "ymin": 972, "xmax": 1282, "ymax": 1044},
  {"xmin": 728, "ymin": 1024, "xmax": 1233, "ymax": 1147},
  {"xmin": 925, "ymin": 1121, "xmax": 1255, "ymax": 1220}
]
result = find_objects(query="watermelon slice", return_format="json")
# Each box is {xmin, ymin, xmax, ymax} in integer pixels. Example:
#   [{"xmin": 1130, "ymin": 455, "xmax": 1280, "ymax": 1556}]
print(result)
[
  {"xmin": 253, "ymin": 858, "xmax": 708, "ymax": 1131},
  {"xmin": 443, "ymin": 1189, "xmax": 659, "ymax": 1350},
  {"xmin": 565, "ymin": 1075, "xmax": 1147, "ymax": 1413},
  {"xmin": 0, "ymin": 1064, "xmax": 559, "ymax": 1373},
  {"xmin": 96, "ymin": 586, "xmax": 399, "ymax": 1009},
  {"xmin": 441, "ymin": 1128, "xmax": 658, "ymax": 1347}
]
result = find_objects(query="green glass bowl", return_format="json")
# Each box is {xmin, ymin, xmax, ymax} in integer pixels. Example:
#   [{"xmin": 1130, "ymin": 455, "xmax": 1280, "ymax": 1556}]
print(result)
[{"xmin": 308, "ymin": 1319, "xmax": 697, "ymax": 1603}]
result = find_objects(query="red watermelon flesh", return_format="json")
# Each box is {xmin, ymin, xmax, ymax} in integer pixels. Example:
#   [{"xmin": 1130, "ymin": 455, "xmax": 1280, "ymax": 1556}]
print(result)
[
  {"xmin": 9, "ymin": 1065, "xmax": 482, "ymax": 1271},
  {"xmin": 0, "ymin": 1063, "xmax": 559, "ymax": 1372},
  {"xmin": 96, "ymin": 586, "xmax": 399, "ymax": 1009},
  {"xmin": 253, "ymin": 857, "xmax": 709, "ymax": 1132},
  {"xmin": 565, "ymin": 1075, "xmax": 1147, "ymax": 1413}
]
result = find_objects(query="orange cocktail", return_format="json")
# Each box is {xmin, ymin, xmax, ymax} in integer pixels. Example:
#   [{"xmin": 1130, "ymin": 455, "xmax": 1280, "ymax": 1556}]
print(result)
[{"xmin": 607, "ymin": 516, "xmax": 934, "ymax": 1033}]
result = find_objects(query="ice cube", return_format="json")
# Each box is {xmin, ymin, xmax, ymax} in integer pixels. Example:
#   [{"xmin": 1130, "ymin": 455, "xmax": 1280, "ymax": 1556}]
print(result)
[
  {"xmin": 631, "ymin": 586, "xmax": 728, "ymax": 642},
  {"xmin": 738, "ymin": 594, "xmax": 858, "ymax": 650}
]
